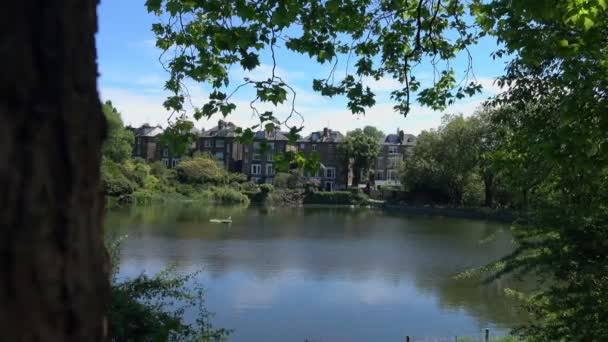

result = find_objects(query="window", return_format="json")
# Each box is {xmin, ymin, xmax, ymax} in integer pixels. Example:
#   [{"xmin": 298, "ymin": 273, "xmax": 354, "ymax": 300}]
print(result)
[
  {"xmin": 268, "ymin": 142, "xmax": 275, "ymax": 151},
  {"xmin": 312, "ymin": 144, "xmax": 317, "ymax": 151},
  {"xmin": 387, "ymin": 170, "xmax": 397, "ymax": 181},
  {"xmin": 162, "ymin": 158, "xmax": 169, "ymax": 167},
  {"xmin": 253, "ymin": 152, "xmax": 261, "ymax": 161},
  {"xmin": 376, "ymin": 170, "xmax": 385, "ymax": 181},
  {"xmin": 216, "ymin": 139, "xmax": 225, "ymax": 148},
  {"xmin": 266, "ymin": 153, "xmax": 274, "ymax": 162},
  {"xmin": 324, "ymin": 181, "xmax": 333, "ymax": 191},
  {"xmin": 388, "ymin": 145, "xmax": 399, "ymax": 154},
  {"xmin": 312, "ymin": 132, "xmax": 320, "ymax": 141},
  {"xmin": 204, "ymin": 139, "xmax": 212, "ymax": 148},
  {"xmin": 253, "ymin": 142, "xmax": 261, "ymax": 150},
  {"xmin": 251, "ymin": 164, "xmax": 261, "ymax": 175},
  {"xmin": 215, "ymin": 152, "xmax": 224, "ymax": 160},
  {"xmin": 162, "ymin": 147, "xmax": 169, "ymax": 157},
  {"xmin": 325, "ymin": 167, "xmax": 336, "ymax": 179},
  {"xmin": 266, "ymin": 164, "xmax": 274, "ymax": 176},
  {"xmin": 299, "ymin": 143, "xmax": 306, "ymax": 150},
  {"xmin": 171, "ymin": 158, "xmax": 180, "ymax": 168}
]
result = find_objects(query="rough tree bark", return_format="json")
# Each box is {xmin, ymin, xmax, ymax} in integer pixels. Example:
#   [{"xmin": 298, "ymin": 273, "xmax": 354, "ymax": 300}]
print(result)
[{"xmin": 0, "ymin": 1, "xmax": 109, "ymax": 341}]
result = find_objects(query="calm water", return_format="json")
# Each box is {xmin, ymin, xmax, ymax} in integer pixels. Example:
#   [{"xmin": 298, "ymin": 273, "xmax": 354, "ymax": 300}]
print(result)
[{"xmin": 106, "ymin": 204, "xmax": 524, "ymax": 341}]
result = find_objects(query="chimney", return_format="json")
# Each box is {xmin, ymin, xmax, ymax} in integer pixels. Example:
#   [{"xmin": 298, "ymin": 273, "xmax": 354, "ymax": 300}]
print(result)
[
  {"xmin": 398, "ymin": 130, "xmax": 405, "ymax": 144},
  {"xmin": 218, "ymin": 120, "xmax": 225, "ymax": 130},
  {"xmin": 323, "ymin": 127, "xmax": 329, "ymax": 137}
]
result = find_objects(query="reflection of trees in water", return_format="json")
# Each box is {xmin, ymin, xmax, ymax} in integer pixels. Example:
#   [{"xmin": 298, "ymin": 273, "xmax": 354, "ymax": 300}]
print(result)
[{"xmin": 108, "ymin": 205, "xmax": 526, "ymax": 328}]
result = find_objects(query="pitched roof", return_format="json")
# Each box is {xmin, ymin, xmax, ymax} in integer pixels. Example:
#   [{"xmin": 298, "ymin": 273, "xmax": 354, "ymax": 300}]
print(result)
[
  {"xmin": 299, "ymin": 128, "xmax": 344, "ymax": 143},
  {"xmin": 253, "ymin": 130, "xmax": 288, "ymax": 141},
  {"xmin": 381, "ymin": 133, "xmax": 417, "ymax": 145},
  {"xmin": 134, "ymin": 124, "xmax": 163, "ymax": 137},
  {"xmin": 200, "ymin": 120, "xmax": 239, "ymax": 138}
]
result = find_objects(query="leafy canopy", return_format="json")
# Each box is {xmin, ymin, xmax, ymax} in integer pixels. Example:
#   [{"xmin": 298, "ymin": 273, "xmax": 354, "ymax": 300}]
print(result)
[
  {"xmin": 102, "ymin": 101, "xmax": 134, "ymax": 163},
  {"xmin": 145, "ymin": 0, "xmax": 483, "ymax": 138}
]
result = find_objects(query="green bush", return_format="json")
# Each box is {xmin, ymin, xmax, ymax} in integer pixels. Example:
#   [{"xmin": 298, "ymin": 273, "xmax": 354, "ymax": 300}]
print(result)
[
  {"xmin": 259, "ymin": 183, "xmax": 274, "ymax": 194},
  {"xmin": 176, "ymin": 156, "xmax": 225, "ymax": 184},
  {"xmin": 103, "ymin": 176, "xmax": 135, "ymax": 197},
  {"xmin": 240, "ymin": 181, "xmax": 259, "ymax": 192},
  {"xmin": 208, "ymin": 187, "xmax": 250, "ymax": 205},
  {"xmin": 107, "ymin": 236, "xmax": 230, "ymax": 341},
  {"xmin": 226, "ymin": 172, "xmax": 248, "ymax": 183}
]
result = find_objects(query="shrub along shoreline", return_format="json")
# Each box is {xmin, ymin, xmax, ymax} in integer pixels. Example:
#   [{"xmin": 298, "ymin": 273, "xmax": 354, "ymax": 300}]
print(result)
[
  {"xmin": 102, "ymin": 154, "xmax": 369, "ymax": 209},
  {"xmin": 103, "ymin": 154, "xmax": 516, "ymax": 224}
]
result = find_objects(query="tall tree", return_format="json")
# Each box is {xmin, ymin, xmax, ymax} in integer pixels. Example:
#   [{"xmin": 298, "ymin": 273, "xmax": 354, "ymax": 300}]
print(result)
[
  {"xmin": 400, "ymin": 114, "xmax": 481, "ymax": 205},
  {"xmin": 0, "ymin": 1, "xmax": 109, "ymax": 341},
  {"xmin": 102, "ymin": 101, "xmax": 135, "ymax": 163},
  {"xmin": 338, "ymin": 129, "xmax": 380, "ymax": 187}
]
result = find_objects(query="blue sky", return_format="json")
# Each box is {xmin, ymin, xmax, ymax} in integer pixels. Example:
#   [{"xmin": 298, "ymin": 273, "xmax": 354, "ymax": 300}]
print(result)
[{"xmin": 97, "ymin": 0, "xmax": 509, "ymax": 135}]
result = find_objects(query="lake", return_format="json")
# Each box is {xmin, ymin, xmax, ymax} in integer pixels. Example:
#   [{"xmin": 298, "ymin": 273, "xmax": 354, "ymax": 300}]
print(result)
[{"xmin": 106, "ymin": 204, "xmax": 524, "ymax": 341}]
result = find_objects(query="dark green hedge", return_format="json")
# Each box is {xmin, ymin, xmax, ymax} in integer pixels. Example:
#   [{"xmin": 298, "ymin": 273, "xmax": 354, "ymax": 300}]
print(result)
[{"xmin": 303, "ymin": 190, "xmax": 368, "ymax": 205}]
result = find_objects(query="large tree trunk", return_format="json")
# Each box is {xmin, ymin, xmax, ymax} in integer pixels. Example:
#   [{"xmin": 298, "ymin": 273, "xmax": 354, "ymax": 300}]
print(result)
[{"xmin": 0, "ymin": 1, "xmax": 109, "ymax": 341}]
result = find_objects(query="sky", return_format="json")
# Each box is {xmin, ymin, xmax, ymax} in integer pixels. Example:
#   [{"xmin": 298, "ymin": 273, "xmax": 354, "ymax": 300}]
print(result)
[{"xmin": 96, "ymin": 0, "xmax": 509, "ymax": 135}]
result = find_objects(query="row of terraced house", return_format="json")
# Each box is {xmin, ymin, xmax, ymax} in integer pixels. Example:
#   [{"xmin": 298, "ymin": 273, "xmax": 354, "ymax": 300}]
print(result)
[{"xmin": 128, "ymin": 120, "xmax": 416, "ymax": 191}]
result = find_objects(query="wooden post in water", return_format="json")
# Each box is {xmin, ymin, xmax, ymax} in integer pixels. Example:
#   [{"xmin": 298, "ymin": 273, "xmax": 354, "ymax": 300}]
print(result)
[
  {"xmin": 406, "ymin": 336, "xmax": 410, "ymax": 342},
  {"xmin": 484, "ymin": 328, "xmax": 490, "ymax": 342}
]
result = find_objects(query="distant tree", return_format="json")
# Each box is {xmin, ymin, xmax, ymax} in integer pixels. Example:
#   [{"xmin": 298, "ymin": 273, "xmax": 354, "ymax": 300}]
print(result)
[
  {"xmin": 159, "ymin": 118, "xmax": 196, "ymax": 157},
  {"xmin": 360, "ymin": 126, "xmax": 386, "ymax": 142},
  {"xmin": 338, "ymin": 130, "xmax": 380, "ymax": 187},
  {"xmin": 102, "ymin": 101, "xmax": 134, "ymax": 163},
  {"xmin": 401, "ymin": 114, "xmax": 481, "ymax": 205}
]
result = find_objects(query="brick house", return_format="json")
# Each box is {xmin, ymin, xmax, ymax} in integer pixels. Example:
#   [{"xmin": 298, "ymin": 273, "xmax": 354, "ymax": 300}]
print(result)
[
  {"xmin": 130, "ymin": 124, "xmax": 164, "ymax": 162},
  {"xmin": 374, "ymin": 130, "xmax": 416, "ymax": 186},
  {"xmin": 197, "ymin": 120, "xmax": 243, "ymax": 172},
  {"xmin": 130, "ymin": 123, "xmax": 199, "ymax": 168},
  {"xmin": 298, "ymin": 128, "xmax": 349, "ymax": 191},
  {"xmin": 242, "ymin": 130, "xmax": 289, "ymax": 183}
]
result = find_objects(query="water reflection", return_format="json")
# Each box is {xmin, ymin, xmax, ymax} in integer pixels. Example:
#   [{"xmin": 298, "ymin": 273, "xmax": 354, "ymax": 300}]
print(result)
[{"xmin": 107, "ymin": 204, "xmax": 526, "ymax": 341}]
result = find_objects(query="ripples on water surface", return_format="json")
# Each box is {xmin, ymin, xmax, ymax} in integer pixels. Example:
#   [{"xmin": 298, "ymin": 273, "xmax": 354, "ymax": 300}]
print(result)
[{"xmin": 106, "ymin": 204, "xmax": 525, "ymax": 341}]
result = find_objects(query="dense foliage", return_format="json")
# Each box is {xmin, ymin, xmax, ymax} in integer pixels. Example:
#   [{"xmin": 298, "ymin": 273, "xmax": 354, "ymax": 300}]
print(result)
[
  {"xmin": 102, "ymin": 154, "xmax": 250, "ymax": 206},
  {"xmin": 338, "ymin": 129, "xmax": 380, "ymax": 187},
  {"xmin": 143, "ymin": 0, "xmax": 608, "ymax": 339},
  {"xmin": 108, "ymin": 237, "xmax": 230, "ymax": 341},
  {"xmin": 102, "ymin": 101, "xmax": 134, "ymax": 163}
]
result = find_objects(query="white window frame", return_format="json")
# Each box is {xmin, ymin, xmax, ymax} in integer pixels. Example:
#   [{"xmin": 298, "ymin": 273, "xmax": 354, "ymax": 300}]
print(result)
[
  {"xmin": 216, "ymin": 139, "xmax": 225, "ymax": 148},
  {"xmin": 266, "ymin": 153, "xmax": 274, "ymax": 162},
  {"xmin": 325, "ymin": 167, "xmax": 336, "ymax": 179},
  {"xmin": 387, "ymin": 170, "xmax": 397, "ymax": 181},
  {"xmin": 171, "ymin": 158, "xmax": 180, "ymax": 168},
  {"xmin": 388, "ymin": 145, "xmax": 399, "ymax": 154},
  {"xmin": 251, "ymin": 164, "xmax": 261, "ymax": 175},
  {"xmin": 162, "ymin": 147, "xmax": 169, "ymax": 157},
  {"xmin": 312, "ymin": 144, "xmax": 317, "ymax": 151},
  {"xmin": 266, "ymin": 163, "xmax": 274, "ymax": 176},
  {"xmin": 252, "ymin": 152, "xmax": 261, "ymax": 161},
  {"xmin": 299, "ymin": 143, "xmax": 306, "ymax": 150},
  {"xmin": 162, "ymin": 158, "xmax": 170, "ymax": 167}
]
